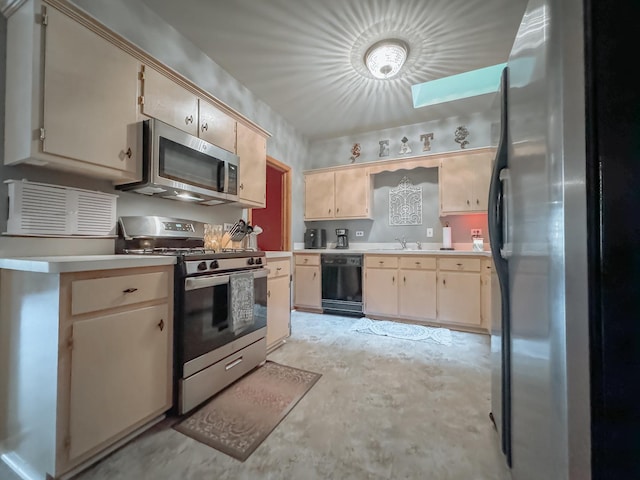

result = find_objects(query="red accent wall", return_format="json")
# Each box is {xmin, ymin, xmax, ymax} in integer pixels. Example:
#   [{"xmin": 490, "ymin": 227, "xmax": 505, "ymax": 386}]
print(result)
[
  {"xmin": 443, "ymin": 213, "xmax": 489, "ymax": 245},
  {"xmin": 252, "ymin": 165, "xmax": 283, "ymax": 251}
]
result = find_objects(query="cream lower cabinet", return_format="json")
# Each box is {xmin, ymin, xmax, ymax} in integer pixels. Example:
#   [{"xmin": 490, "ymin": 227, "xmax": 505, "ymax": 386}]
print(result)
[
  {"xmin": 293, "ymin": 254, "xmax": 322, "ymax": 311},
  {"xmin": 364, "ymin": 255, "xmax": 399, "ymax": 316},
  {"xmin": 362, "ymin": 254, "xmax": 487, "ymax": 332},
  {"xmin": 0, "ymin": 265, "xmax": 173, "ymax": 480},
  {"xmin": 437, "ymin": 257, "xmax": 482, "ymax": 327},
  {"xmin": 6, "ymin": 0, "xmax": 141, "ymax": 181},
  {"xmin": 267, "ymin": 257, "xmax": 292, "ymax": 351},
  {"xmin": 398, "ymin": 257, "xmax": 437, "ymax": 321}
]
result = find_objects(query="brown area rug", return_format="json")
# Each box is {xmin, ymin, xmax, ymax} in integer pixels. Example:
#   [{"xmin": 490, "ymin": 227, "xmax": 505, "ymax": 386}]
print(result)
[{"xmin": 173, "ymin": 360, "xmax": 321, "ymax": 461}]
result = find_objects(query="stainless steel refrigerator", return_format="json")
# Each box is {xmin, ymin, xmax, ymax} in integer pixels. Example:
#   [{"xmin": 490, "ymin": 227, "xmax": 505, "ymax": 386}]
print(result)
[{"xmin": 487, "ymin": 0, "xmax": 640, "ymax": 478}]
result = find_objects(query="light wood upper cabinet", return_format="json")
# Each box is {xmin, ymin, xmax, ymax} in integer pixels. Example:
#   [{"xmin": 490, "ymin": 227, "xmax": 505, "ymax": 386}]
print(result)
[
  {"xmin": 439, "ymin": 150, "xmax": 493, "ymax": 215},
  {"xmin": 305, "ymin": 171, "xmax": 335, "ymax": 220},
  {"xmin": 198, "ymin": 99, "xmax": 237, "ymax": 153},
  {"xmin": 140, "ymin": 66, "xmax": 199, "ymax": 136},
  {"xmin": 304, "ymin": 168, "xmax": 372, "ymax": 220},
  {"xmin": 5, "ymin": 1, "xmax": 141, "ymax": 181},
  {"xmin": 236, "ymin": 122, "xmax": 267, "ymax": 207}
]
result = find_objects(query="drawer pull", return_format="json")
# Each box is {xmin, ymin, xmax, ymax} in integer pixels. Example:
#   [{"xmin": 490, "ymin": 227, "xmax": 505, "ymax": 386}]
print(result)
[
  {"xmin": 123, "ymin": 287, "xmax": 138, "ymax": 294},
  {"xmin": 157, "ymin": 319, "xmax": 164, "ymax": 331},
  {"xmin": 379, "ymin": 261, "xmax": 384, "ymax": 265},
  {"xmin": 225, "ymin": 357, "xmax": 243, "ymax": 370},
  {"xmin": 277, "ymin": 267, "xmax": 282, "ymax": 271},
  {"xmin": 415, "ymin": 261, "xmax": 421, "ymax": 265},
  {"xmin": 304, "ymin": 258, "xmax": 308, "ymax": 263}
]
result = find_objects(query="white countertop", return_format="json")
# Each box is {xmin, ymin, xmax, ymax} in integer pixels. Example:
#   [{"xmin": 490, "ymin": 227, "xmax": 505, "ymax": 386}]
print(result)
[
  {"xmin": 0, "ymin": 255, "xmax": 177, "ymax": 273},
  {"xmin": 293, "ymin": 248, "xmax": 492, "ymax": 257}
]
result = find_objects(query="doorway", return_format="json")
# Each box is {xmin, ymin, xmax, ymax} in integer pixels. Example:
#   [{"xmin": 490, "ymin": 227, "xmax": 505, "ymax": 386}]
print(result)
[{"xmin": 250, "ymin": 157, "xmax": 291, "ymax": 251}]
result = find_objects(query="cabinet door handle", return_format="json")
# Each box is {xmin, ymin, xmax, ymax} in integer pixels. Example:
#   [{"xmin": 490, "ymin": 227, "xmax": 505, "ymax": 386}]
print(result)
[
  {"xmin": 240, "ymin": 183, "xmax": 244, "ymax": 190},
  {"xmin": 123, "ymin": 287, "xmax": 138, "ymax": 294},
  {"xmin": 125, "ymin": 147, "xmax": 132, "ymax": 158},
  {"xmin": 403, "ymin": 276, "xmax": 406, "ymax": 285},
  {"xmin": 476, "ymin": 199, "xmax": 480, "ymax": 205},
  {"xmin": 456, "ymin": 263, "xmax": 463, "ymax": 266},
  {"xmin": 313, "ymin": 272, "xmax": 317, "ymax": 279},
  {"xmin": 467, "ymin": 199, "xmax": 470, "ymax": 205},
  {"xmin": 336, "ymin": 207, "xmax": 340, "ymax": 213},
  {"xmin": 201, "ymin": 122, "xmax": 208, "ymax": 132},
  {"xmin": 328, "ymin": 209, "xmax": 332, "ymax": 214},
  {"xmin": 304, "ymin": 258, "xmax": 308, "ymax": 263},
  {"xmin": 267, "ymin": 290, "xmax": 271, "ymax": 298},
  {"xmin": 157, "ymin": 319, "xmax": 164, "ymax": 331},
  {"xmin": 392, "ymin": 276, "xmax": 395, "ymax": 285},
  {"xmin": 185, "ymin": 115, "xmax": 194, "ymax": 124},
  {"xmin": 276, "ymin": 267, "xmax": 282, "ymax": 271},
  {"xmin": 443, "ymin": 279, "xmax": 446, "ymax": 285}
]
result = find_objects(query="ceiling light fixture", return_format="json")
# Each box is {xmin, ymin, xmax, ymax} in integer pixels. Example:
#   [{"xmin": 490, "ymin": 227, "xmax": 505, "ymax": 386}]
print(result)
[{"xmin": 365, "ymin": 39, "xmax": 409, "ymax": 79}]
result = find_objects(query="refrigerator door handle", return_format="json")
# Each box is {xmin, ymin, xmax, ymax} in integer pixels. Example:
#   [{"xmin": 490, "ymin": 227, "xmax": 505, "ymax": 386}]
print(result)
[{"xmin": 499, "ymin": 168, "xmax": 512, "ymax": 259}]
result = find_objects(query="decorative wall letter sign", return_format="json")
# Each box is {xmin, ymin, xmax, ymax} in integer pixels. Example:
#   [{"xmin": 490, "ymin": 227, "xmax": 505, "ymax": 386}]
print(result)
[
  {"xmin": 454, "ymin": 126, "xmax": 470, "ymax": 149},
  {"xmin": 420, "ymin": 132, "xmax": 434, "ymax": 151},
  {"xmin": 399, "ymin": 136, "xmax": 412, "ymax": 155},
  {"xmin": 349, "ymin": 143, "xmax": 361, "ymax": 163},
  {"xmin": 379, "ymin": 139, "xmax": 390, "ymax": 157}
]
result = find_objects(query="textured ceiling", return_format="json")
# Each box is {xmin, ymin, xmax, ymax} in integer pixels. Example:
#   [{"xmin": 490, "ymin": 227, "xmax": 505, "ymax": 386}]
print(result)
[{"xmin": 139, "ymin": 0, "xmax": 528, "ymax": 141}]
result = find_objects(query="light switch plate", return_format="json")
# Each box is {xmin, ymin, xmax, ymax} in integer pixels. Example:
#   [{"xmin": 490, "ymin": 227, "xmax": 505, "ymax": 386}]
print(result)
[
  {"xmin": 471, "ymin": 228, "xmax": 482, "ymax": 237},
  {"xmin": 426, "ymin": 228, "xmax": 433, "ymax": 237},
  {"xmin": 355, "ymin": 230, "xmax": 364, "ymax": 237}
]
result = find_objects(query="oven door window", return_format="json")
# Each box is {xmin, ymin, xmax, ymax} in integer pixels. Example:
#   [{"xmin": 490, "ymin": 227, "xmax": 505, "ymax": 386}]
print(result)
[
  {"xmin": 181, "ymin": 271, "xmax": 267, "ymax": 365},
  {"xmin": 159, "ymin": 136, "xmax": 225, "ymax": 192}
]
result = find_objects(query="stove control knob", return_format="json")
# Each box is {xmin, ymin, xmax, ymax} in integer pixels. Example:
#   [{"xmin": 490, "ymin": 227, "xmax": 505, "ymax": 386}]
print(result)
[
  {"xmin": 197, "ymin": 261, "xmax": 208, "ymax": 271},
  {"xmin": 209, "ymin": 260, "xmax": 219, "ymax": 269},
  {"xmin": 256, "ymin": 257, "xmax": 263, "ymax": 265},
  {"xmin": 247, "ymin": 257, "xmax": 255, "ymax": 265}
]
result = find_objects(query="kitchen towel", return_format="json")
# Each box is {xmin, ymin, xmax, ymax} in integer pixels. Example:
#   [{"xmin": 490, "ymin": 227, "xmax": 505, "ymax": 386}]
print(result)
[{"xmin": 230, "ymin": 272, "xmax": 254, "ymax": 334}]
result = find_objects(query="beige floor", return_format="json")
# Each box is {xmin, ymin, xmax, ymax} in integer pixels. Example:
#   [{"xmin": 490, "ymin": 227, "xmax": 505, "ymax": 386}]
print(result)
[{"xmin": 4, "ymin": 311, "xmax": 511, "ymax": 480}]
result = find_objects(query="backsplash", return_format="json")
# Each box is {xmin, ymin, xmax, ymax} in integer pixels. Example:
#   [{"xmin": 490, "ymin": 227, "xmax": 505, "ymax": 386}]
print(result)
[{"xmin": 305, "ymin": 168, "xmax": 489, "ymax": 247}]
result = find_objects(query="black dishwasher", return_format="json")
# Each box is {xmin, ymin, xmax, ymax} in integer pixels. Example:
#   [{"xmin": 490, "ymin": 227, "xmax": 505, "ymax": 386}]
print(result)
[{"xmin": 321, "ymin": 254, "xmax": 363, "ymax": 316}]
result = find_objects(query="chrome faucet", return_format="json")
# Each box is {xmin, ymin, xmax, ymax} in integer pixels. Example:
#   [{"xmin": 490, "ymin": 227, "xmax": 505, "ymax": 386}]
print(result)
[
  {"xmin": 395, "ymin": 236, "xmax": 407, "ymax": 249},
  {"xmin": 415, "ymin": 240, "xmax": 422, "ymax": 250}
]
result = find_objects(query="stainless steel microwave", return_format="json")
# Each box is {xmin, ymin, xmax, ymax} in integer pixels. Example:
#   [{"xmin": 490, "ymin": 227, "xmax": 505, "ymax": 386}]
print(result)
[{"xmin": 116, "ymin": 118, "xmax": 239, "ymax": 205}]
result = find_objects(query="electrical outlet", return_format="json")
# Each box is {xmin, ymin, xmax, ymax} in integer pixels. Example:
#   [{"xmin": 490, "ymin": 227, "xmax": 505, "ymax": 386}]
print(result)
[
  {"xmin": 355, "ymin": 230, "xmax": 364, "ymax": 237},
  {"xmin": 426, "ymin": 228, "xmax": 433, "ymax": 238},
  {"xmin": 471, "ymin": 228, "xmax": 482, "ymax": 237}
]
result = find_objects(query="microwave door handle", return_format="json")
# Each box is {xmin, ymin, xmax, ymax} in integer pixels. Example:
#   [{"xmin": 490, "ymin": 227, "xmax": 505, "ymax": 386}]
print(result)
[{"xmin": 218, "ymin": 161, "xmax": 226, "ymax": 192}]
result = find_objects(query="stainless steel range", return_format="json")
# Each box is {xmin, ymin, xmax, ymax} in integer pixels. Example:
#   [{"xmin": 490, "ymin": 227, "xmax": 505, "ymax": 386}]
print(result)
[{"xmin": 116, "ymin": 216, "xmax": 267, "ymax": 414}]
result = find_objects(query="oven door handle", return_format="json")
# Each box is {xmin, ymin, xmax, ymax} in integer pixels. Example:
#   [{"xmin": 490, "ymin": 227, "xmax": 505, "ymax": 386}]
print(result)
[
  {"xmin": 253, "ymin": 268, "xmax": 269, "ymax": 279},
  {"xmin": 185, "ymin": 274, "xmax": 230, "ymax": 291}
]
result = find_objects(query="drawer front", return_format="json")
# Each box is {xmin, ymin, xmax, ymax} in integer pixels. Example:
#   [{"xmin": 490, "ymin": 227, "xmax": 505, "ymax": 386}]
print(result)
[
  {"xmin": 399, "ymin": 256, "xmax": 436, "ymax": 270},
  {"xmin": 268, "ymin": 258, "xmax": 291, "ymax": 278},
  {"xmin": 295, "ymin": 254, "xmax": 320, "ymax": 266},
  {"xmin": 438, "ymin": 257, "xmax": 481, "ymax": 272},
  {"xmin": 71, "ymin": 271, "xmax": 169, "ymax": 316},
  {"xmin": 365, "ymin": 255, "xmax": 399, "ymax": 269}
]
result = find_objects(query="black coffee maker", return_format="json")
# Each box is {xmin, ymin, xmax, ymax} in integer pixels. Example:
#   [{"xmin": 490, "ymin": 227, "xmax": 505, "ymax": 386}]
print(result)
[{"xmin": 335, "ymin": 228, "xmax": 349, "ymax": 249}]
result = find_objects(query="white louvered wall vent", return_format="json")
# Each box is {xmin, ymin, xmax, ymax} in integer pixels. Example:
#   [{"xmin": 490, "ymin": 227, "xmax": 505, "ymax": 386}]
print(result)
[{"xmin": 5, "ymin": 179, "xmax": 118, "ymax": 236}]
